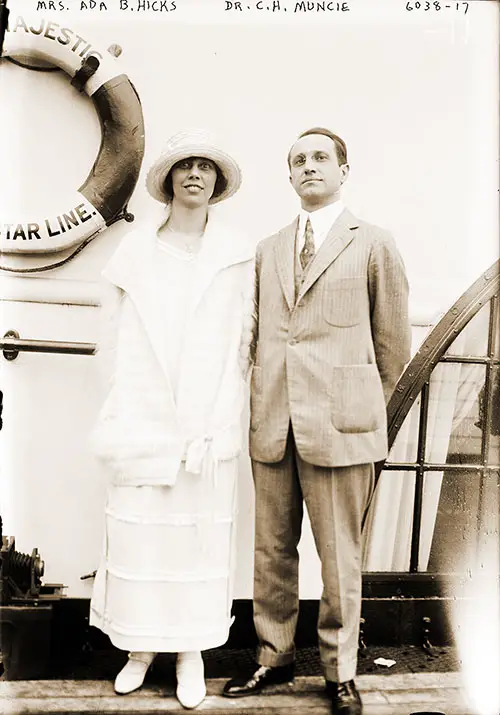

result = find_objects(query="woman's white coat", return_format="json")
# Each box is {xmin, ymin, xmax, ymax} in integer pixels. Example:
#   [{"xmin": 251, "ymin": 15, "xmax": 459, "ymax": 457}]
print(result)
[{"xmin": 91, "ymin": 209, "xmax": 255, "ymax": 487}]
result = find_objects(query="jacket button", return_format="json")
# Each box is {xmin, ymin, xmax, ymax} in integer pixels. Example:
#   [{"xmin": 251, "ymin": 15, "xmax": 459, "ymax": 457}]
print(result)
[{"xmin": 289, "ymin": 338, "xmax": 298, "ymax": 346}]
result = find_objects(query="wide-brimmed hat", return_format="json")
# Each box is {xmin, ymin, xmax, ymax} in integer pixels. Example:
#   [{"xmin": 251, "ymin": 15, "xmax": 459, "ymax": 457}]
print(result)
[{"xmin": 146, "ymin": 129, "xmax": 242, "ymax": 205}]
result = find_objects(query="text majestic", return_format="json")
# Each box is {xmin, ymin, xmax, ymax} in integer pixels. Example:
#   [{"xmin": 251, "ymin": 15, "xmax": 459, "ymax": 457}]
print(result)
[{"xmin": 6, "ymin": 16, "xmax": 103, "ymax": 60}]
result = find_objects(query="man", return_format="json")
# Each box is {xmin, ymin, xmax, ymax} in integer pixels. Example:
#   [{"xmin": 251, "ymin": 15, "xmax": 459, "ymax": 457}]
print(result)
[{"xmin": 223, "ymin": 127, "xmax": 411, "ymax": 714}]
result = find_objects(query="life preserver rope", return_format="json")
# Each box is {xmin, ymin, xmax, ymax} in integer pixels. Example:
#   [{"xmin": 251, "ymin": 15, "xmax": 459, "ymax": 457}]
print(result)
[{"xmin": 0, "ymin": 14, "xmax": 145, "ymax": 262}]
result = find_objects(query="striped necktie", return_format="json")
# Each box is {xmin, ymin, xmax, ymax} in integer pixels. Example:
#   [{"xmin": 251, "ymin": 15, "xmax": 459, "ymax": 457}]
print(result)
[{"xmin": 300, "ymin": 217, "xmax": 315, "ymax": 270}]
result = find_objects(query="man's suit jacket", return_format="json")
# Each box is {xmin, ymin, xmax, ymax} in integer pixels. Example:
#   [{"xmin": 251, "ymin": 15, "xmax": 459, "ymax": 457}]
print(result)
[{"xmin": 249, "ymin": 208, "xmax": 411, "ymax": 468}]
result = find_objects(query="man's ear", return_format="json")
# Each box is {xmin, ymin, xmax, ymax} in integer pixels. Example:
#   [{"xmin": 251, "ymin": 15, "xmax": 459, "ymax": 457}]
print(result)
[{"xmin": 340, "ymin": 163, "xmax": 350, "ymax": 184}]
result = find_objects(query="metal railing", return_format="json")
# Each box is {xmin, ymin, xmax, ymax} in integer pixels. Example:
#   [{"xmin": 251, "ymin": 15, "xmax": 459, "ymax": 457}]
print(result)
[
  {"xmin": 384, "ymin": 260, "xmax": 500, "ymax": 572},
  {"xmin": 1, "ymin": 330, "xmax": 96, "ymax": 360}
]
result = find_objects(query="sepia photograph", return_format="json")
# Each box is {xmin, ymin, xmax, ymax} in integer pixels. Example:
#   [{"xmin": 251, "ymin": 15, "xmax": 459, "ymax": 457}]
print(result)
[{"xmin": 0, "ymin": 0, "xmax": 498, "ymax": 712}]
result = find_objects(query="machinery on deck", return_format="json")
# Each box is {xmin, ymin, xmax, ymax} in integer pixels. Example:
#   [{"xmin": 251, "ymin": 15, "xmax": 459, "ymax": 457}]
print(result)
[{"xmin": 0, "ymin": 516, "xmax": 66, "ymax": 679}]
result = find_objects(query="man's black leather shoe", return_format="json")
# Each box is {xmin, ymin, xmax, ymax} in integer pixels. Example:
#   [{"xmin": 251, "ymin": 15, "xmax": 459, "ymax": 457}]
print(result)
[
  {"xmin": 326, "ymin": 680, "xmax": 363, "ymax": 714},
  {"xmin": 222, "ymin": 663, "xmax": 295, "ymax": 698}
]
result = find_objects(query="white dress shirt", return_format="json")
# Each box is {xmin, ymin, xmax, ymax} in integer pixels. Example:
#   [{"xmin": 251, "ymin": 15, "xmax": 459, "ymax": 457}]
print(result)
[{"xmin": 297, "ymin": 201, "xmax": 345, "ymax": 253}]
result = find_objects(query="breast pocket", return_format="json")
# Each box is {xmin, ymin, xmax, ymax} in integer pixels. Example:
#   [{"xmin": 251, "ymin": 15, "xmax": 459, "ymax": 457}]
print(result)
[{"xmin": 323, "ymin": 277, "xmax": 365, "ymax": 327}]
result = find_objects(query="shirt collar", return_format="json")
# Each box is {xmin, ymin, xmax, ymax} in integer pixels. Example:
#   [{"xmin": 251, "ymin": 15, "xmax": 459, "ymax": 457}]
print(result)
[{"xmin": 298, "ymin": 200, "xmax": 344, "ymax": 250}]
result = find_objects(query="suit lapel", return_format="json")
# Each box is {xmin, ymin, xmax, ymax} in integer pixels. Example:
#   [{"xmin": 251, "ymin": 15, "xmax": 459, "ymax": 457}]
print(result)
[
  {"xmin": 273, "ymin": 218, "xmax": 298, "ymax": 312},
  {"xmin": 297, "ymin": 209, "xmax": 359, "ymax": 301}
]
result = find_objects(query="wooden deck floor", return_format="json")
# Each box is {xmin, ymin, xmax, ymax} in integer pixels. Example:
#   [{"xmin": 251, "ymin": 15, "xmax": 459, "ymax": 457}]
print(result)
[{"xmin": 0, "ymin": 673, "xmax": 472, "ymax": 714}]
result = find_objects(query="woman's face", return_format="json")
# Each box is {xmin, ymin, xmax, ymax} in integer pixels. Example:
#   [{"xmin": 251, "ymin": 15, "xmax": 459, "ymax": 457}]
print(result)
[{"xmin": 170, "ymin": 156, "xmax": 218, "ymax": 207}]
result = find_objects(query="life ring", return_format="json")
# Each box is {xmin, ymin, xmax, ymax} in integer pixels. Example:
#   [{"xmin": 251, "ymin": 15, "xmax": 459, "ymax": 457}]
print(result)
[{"xmin": 0, "ymin": 14, "xmax": 145, "ymax": 257}]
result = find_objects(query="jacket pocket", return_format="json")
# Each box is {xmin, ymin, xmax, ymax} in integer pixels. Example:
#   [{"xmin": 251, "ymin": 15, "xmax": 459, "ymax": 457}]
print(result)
[
  {"xmin": 323, "ymin": 277, "xmax": 364, "ymax": 327},
  {"xmin": 250, "ymin": 365, "xmax": 262, "ymax": 431},
  {"xmin": 330, "ymin": 364, "xmax": 385, "ymax": 433}
]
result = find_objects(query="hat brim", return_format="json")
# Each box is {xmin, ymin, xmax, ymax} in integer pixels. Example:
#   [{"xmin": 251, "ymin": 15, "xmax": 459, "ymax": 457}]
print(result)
[{"xmin": 146, "ymin": 145, "xmax": 242, "ymax": 205}]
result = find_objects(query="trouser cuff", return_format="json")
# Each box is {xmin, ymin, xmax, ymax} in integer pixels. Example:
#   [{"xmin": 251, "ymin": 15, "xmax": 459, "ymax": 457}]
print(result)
[
  {"xmin": 322, "ymin": 659, "xmax": 357, "ymax": 684},
  {"xmin": 257, "ymin": 646, "xmax": 295, "ymax": 668}
]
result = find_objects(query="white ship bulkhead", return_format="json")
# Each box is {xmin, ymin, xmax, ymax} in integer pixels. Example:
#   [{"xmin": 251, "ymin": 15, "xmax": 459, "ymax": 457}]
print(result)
[{"xmin": 0, "ymin": 10, "xmax": 497, "ymax": 599}]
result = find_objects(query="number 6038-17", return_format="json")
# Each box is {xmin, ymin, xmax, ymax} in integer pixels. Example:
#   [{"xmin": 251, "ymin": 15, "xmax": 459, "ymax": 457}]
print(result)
[{"xmin": 405, "ymin": 1, "xmax": 469, "ymax": 12}]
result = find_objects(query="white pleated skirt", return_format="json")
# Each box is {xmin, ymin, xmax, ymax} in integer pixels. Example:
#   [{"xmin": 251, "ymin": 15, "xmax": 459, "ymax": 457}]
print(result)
[{"xmin": 90, "ymin": 458, "xmax": 238, "ymax": 653}]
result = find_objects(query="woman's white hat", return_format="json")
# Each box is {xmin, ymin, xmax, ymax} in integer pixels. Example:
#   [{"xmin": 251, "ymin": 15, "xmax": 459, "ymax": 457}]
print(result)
[{"xmin": 146, "ymin": 129, "xmax": 242, "ymax": 205}]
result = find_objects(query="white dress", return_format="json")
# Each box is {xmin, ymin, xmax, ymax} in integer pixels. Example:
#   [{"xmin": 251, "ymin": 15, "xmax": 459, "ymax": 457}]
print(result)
[{"xmin": 90, "ymin": 237, "xmax": 239, "ymax": 653}]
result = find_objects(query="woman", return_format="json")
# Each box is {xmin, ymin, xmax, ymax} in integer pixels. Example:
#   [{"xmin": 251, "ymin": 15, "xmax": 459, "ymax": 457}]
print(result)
[{"xmin": 89, "ymin": 130, "xmax": 255, "ymax": 708}]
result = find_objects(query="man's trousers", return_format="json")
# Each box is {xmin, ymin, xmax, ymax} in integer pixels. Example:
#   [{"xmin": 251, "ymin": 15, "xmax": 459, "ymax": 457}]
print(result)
[{"xmin": 252, "ymin": 429, "xmax": 374, "ymax": 683}]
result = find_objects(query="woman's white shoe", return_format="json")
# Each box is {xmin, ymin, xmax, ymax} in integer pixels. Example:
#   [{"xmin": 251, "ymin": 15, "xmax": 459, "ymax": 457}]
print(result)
[
  {"xmin": 176, "ymin": 651, "xmax": 206, "ymax": 709},
  {"xmin": 114, "ymin": 651, "xmax": 156, "ymax": 695}
]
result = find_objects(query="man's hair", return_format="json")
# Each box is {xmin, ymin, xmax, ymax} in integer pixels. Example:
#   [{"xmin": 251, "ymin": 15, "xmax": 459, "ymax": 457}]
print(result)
[
  {"xmin": 162, "ymin": 157, "xmax": 228, "ymax": 201},
  {"xmin": 288, "ymin": 127, "xmax": 348, "ymax": 167}
]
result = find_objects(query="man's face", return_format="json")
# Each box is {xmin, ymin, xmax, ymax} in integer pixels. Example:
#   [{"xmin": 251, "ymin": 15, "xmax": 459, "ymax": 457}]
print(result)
[
  {"xmin": 288, "ymin": 134, "xmax": 349, "ymax": 210},
  {"xmin": 170, "ymin": 156, "xmax": 218, "ymax": 208}
]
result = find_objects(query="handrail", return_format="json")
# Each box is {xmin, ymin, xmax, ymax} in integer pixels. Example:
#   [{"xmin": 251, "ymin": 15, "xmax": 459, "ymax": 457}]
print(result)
[{"xmin": 1, "ymin": 331, "xmax": 96, "ymax": 360}]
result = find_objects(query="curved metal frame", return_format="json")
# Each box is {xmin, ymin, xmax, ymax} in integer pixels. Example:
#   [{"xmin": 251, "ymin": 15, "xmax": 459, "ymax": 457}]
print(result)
[
  {"xmin": 381, "ymin": 259, "xmax": 499, "ymax": 572},
  {"xmin": 387, "ymin": 260, "xmax": 499, "ymax": 449}
]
